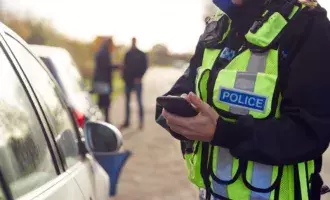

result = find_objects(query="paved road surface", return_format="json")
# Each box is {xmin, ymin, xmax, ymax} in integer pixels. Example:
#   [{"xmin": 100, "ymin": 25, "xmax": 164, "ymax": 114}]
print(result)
[
  {"xmin": 111, "ymin": 67, "xmax": 198, "ymax": 200},
  {"xmin": 322, "ymin": 150, "xmax": 330, "ymax": 199},
  {"xmin": 110, "ymin": 67, "xmax": 330, "ymax": 200}
]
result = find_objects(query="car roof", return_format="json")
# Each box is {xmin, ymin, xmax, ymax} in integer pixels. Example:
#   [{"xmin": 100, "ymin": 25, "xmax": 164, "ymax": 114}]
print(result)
[
  {"xmin": 0, "ymin": 22, "xmax": 32, "ymax": 47},
  {"xmin": 29, "ymin": 45, "xmax": 71, "ymax": 60}
]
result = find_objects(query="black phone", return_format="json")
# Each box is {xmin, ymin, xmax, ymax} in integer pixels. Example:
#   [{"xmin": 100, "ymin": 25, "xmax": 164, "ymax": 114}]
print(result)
[{"xmin": 156, "ymin": 96, "xmax": 198, "ymax": 117}]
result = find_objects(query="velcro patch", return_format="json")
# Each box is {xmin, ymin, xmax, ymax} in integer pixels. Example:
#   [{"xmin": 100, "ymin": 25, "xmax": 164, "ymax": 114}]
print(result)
[{"xmin": 219, "ymin": 87, "xmax": 267, "ymax": 112}]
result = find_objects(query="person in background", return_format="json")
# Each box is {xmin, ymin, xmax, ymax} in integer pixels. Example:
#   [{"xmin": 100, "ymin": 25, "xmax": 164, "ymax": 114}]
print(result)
[
  {"xmin": 93, "ymin": 38, "xmax": 116, "ymax": 123},
  {"xmin": 120, "ymin": 37, "xmax": 148, "ymax": 130}
]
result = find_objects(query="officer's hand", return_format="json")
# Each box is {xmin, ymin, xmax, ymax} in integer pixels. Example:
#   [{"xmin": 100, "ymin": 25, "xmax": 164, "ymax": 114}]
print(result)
[{"xmin": 162, "ymin": 92, "xmax": 219, "ymax": 142}]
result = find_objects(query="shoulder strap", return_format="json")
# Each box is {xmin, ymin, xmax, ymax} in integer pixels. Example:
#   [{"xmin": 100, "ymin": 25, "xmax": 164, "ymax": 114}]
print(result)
[
  {"xmin": 202, "ymin": 49, "xmax": 221, "ymax": 70},
  {"xmin": 245, "ymin": 0, "xmax": 306, "ymax": 52}
]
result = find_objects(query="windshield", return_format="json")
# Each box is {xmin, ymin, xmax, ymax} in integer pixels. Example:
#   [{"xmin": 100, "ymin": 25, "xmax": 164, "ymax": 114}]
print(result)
[
  {"xmin": 40, "ymin": 54, "xmax": 85, "ymax": 95},
  {"xmin": 39, "ymin": 53, "xmax": 91, "ymax": 112}
]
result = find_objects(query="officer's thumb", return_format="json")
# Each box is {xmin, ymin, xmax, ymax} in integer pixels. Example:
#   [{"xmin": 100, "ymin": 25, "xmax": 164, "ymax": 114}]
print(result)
[
  {"xmin": 188, "ymin": 92, "xmax": 219, "ymax": 124},
  {"xmin": 188, "ymin": 92, "xmax": 209, "ymax": 114}
]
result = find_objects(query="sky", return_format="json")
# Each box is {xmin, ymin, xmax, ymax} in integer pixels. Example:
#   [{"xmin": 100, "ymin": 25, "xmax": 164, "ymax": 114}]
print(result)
[
  {"xmin": 3, "ymin": 0, "xmax": 330, "ymax": 54},
  {"xmin": 3, "ymin": 0, "xmax": 207, "ymax": 54}
]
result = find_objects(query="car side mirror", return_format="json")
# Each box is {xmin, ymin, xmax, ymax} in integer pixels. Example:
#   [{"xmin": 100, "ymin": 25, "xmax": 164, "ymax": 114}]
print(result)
[{"xmin": 84, "ymin": 121, "xmax": 123, "ymax": 153}]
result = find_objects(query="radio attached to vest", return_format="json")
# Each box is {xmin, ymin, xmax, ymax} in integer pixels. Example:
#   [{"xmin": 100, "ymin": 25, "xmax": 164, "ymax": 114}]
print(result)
[{"xmin": 199, "ymin": 10, "xmax": 231, "ymax": 49}]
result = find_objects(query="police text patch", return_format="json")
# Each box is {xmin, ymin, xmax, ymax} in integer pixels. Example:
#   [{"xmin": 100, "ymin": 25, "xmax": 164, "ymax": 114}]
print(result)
[{"xmin": 219, "ymin": 87, "xmax": 267, "ymax": 112}]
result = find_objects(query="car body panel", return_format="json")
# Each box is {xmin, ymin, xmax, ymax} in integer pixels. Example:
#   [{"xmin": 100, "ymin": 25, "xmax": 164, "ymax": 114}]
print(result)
[
  {"xmin": 0, "ymin": 22, "xmax": 110, "ymax": 200},
  {"xmin": 17, "ymin": 166, "xmax": 84, "ymax": 200},
  {"xmin": 74, "ymin": 155, "xmax": 110, "ymax": 200}
]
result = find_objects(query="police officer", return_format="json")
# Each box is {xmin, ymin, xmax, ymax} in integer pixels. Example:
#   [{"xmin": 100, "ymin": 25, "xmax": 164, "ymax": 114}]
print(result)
[{"xmin": 156, "ymin": 0, "xmax": 330, "ymax": 199}]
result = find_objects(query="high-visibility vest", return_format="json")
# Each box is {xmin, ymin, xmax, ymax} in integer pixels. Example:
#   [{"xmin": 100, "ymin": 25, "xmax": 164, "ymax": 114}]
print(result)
[{"xmin": 184, "ymin": 3, "xmax": 316, "ymax": 200}]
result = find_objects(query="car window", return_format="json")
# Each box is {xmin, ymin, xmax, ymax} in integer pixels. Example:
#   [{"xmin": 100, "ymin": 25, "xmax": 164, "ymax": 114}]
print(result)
[
  {"xmin": 39, "ymin": 57, "xmax": 59, "ymax": 82},
  {"xmin": 0, "ymin": 179, "xmax": 7, "ymax": 200},
  {"xmin": 68, "ymin": 58, "xmax": 85, "ymax": 87},
  {"xmin": 51, "ymin": 55, "xmax": 85, "ymax": 94},
  {"xmin": 39, "ymin": 57, "xmax": 64, "ymax": 93},
  {"xmin": 5, "ymin": 35, "xmax": 81, "ymax": 169},
  {"xmin": 0, "ymin": 44, "xmax": 57, "ymax": 198},
  {"xmin": 0, "ymin": 188, "xmax": 4, "ymax": 200}
]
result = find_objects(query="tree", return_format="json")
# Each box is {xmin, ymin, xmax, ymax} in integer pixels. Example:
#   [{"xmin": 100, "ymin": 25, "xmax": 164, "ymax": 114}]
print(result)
[
  {"xmin": 149, "ymin": 44, "xmax": 171, "ymax": 66},
  {"xmin": 203, "ymin": 2, "xmax": 218, "ymax": 20}
]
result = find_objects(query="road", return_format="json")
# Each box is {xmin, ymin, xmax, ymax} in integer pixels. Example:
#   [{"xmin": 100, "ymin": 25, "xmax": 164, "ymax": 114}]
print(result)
[
  {"xmin": 322, "ymin": 151, "xmax": 330, "ymax": 199},
  {"xmin": 110, "ymin": 67, "xmax": 330, "ymax": 200},
  {"xmin": 110, "ymin": 67, "xmax": 198, "ymax": 200}
]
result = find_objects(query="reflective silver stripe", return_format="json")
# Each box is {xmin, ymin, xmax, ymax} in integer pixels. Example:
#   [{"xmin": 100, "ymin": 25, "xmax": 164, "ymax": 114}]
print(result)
[
  {"xmin": 250, "ymin": 196, "xmax": 271, "ymax": 200},
  {"xmin": 213, "ymin": 52, "xmax": 273, "ymax": 199},
  {"xmin": 247, "ymin": 52, "xmax": 268, "ymax": 73},
  {"xmin": 211, "ymin": 196, "xmax": 221, "ymax": 200},
  {"xmin": 248, "ymin": 52, "xmax": 273, "ymax": 200},
  {"xmin": 199, "ymin": 189, "xmax": 207, "ymax": 200},
  {"xmin": 212, "ymin": 147, "xmax": 233, "ymax": 198},
  {"xmin": 229, "ymin": 72, "xmax": 256, "ymax": 115},
  {"xmin": 229, "ymin": 52, "xmax": 268, "ymax": 115},
  {"xmin": 250, "ymin": 163, "xmax": 273, "ymax": 199}
]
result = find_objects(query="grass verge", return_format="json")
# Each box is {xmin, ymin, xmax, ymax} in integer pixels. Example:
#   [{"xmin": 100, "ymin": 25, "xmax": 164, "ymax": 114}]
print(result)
[{"xmin": 84, "ymin": 71, "xmax": 124, "ymax": 104}]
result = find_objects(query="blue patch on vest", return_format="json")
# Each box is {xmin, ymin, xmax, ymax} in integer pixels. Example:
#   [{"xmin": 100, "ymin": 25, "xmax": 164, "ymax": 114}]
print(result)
[
  {"xmin": 219, "ymin": 88, "xmax": 267, "ymax": 112},
  {"xmin": 281, "ymin": 49, "xmax": 289, "ymax": 60},
  {"xmin": 220, "ymin": 47, "xmax": 236, "ymax": 61}
]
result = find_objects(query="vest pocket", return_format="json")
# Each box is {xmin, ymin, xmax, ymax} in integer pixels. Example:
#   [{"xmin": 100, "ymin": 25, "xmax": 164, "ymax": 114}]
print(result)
[
  {"xmin": 196, "ymin": 67, "xmax": 211, "ymax": 102},
  {"xmin": 184, "ymin": 141, "xmax": 205, "ymax": 188},
  {"xmin": 241, "ymin": 161, "xmax": 283, "ymax": 197},
  {"xmin": 212, "ymin": 49, "xmax": 279, "ymax": 120},
  {"xmin": 208, "ymin": 147, "xmax": 284, "ymax": 200},
  {"xmin": 213, "ymin": 69, "xmax": 278, "ymax": 119},
  {"xmin": 209, "ymin": 146, "xmax": 242, "ymax": 184},
  {"xmin": 209, "ymin": 146, "xmax": 243, "ymax": 198}
]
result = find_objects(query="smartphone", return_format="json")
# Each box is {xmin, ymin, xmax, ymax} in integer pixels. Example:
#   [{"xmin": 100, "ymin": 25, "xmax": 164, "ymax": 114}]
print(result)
[{"xmin": 156, "ymin": 96, "xmax": 198, "ymax": 117}]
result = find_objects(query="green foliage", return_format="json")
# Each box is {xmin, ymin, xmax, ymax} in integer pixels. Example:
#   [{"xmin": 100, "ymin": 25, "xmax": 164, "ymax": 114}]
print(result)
[
  {"xmin": 149, "ymin": 44, "xmax": 192, "ymax": 67},
  {"xmin": 2, "ymin": 13, "xmax": 95, "ymax": 78}
]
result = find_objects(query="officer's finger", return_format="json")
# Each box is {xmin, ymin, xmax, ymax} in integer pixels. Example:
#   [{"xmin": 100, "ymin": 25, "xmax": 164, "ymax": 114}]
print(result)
[
  {"xmin": 162, "ymin": 108, "xmax": 177, "ymax": 121},
  {"xmin": 162, "ymin": 109, "xmax": 176, "ymax": 125},
  {"xmin": 162, "ymin": 109, "xmax": 189, "ymax": 126},
  {"xmin": 173, "ymin": 129, "xmax": 205, "ymax": 141},
  {"xmin": 169, "ymin": 125, "xmax": 202, "ymax": 140},
  {"xmin": 181, "ymin": 93, "xmax": 188, "ymax": 98},
  {"xmin": 188, "ymin": 92, "xmax": 212, "ymax": 114},
  {"xmin": 188, "ymin": 92, "xmax": 219, "ymax": 120},
  {"xmin": 186, "ymin": 92, "xmax": 202, "ymax": 112},
  {"xmin": 168, "ymin": 124, "xmax": 191, "ymax": 136}
]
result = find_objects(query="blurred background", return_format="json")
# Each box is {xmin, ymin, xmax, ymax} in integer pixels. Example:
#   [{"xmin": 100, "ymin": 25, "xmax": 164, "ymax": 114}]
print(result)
[
  {"xmin": 0, "ymin": 0, "xmax": 212, "ymax": 87},
  {"xmin": 0, "ymin": 1, "xmax": 217, "ymax": 199},
  {"xmin": 0, "ymin": 0, "xmax": 330, "ymax": 200}
]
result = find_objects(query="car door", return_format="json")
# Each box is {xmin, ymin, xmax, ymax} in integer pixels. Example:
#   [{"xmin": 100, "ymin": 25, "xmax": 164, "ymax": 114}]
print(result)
[
  {"xmin": 0, "ymin": 31, "xmax": 89, "ymax": 200},
  {"xmin": 0, "ymin": 30, "xmax": 85, "ymax": 200},
  {"xmin": 3, "ymin": 31, "xmax": 109, "ymax": 200}
]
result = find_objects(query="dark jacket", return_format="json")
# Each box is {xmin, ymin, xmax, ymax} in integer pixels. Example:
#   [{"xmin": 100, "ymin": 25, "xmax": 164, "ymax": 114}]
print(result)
[
  {"xmin": 93, "ymin": 40, "xmax": 114, "ymax": 107},
  {"xmin": 123, "ymin": 48, "xmax": 148, "ymax": 84},
  {"xmin": 94, "ymin": 40, "xmax": 114, "ymax": 86},
  {"xmin": 156, "ymin": 3, "xmax": 330, "ymax": 197}
]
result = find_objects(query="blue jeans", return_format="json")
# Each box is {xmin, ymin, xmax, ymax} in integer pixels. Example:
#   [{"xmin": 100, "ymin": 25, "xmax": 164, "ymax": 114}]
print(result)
[{"xmin": 124, "ymin": 83, "xmax": 144, "ymax": 125}]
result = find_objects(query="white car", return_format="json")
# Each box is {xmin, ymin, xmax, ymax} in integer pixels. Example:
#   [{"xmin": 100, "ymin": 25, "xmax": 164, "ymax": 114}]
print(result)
[
  {"xmin": 0, "ymin": 22, "xmax": 124, "ymax": 200},
  {"xmin": 29, "ymin": 45, "xmax": 104, "ymax": 127}
]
